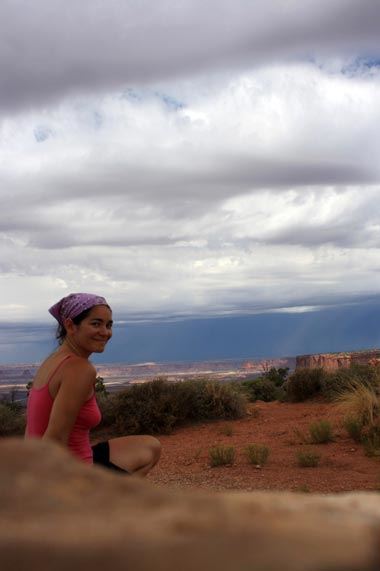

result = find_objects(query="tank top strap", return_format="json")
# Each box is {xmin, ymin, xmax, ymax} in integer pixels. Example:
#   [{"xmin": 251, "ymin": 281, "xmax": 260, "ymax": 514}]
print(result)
[{"xmin": 47, "ymin": 354, "xmax": 74, "ymax": 385}]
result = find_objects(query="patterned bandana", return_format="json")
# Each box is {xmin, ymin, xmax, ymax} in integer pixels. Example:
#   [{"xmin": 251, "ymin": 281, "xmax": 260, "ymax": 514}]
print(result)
[{"xmin": 48, "ymin": 293, "xmax": 109, "ymax": 325}]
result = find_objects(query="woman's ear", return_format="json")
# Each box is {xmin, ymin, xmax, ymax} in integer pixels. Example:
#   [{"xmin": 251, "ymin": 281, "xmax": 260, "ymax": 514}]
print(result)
[{"xmin": 63, "ymin": 317, "xmax": 75, "ymax": 335}]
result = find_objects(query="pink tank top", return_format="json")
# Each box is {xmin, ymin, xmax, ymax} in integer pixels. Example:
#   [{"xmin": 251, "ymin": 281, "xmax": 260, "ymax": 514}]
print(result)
[{"xmin": 26, "ymin": 355, "xmax": 102, "ymax": 463}]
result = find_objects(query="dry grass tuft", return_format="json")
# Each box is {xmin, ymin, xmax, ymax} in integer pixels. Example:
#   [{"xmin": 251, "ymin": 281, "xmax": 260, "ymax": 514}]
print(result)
[
  {"xmin": 308, "ymin": 420, "xmax": 333, "ymax": 444},
  {"xmin": 334, "ymin": 380, "xmax": 379, "ymax": 429},
  {"xmin": 296, "ymin": 449, "xmax": 320, "ymax": 468},
  {"xmin": 342, "ymin": 416, "xmax": 364, "ymax": 442},
  {"xmin": 209, "ymin": 445, "xmax": 236, "ymax": 467},
  {"xmin": 245, "ymin": 444, "xmax": 270, "ymax": 466}
]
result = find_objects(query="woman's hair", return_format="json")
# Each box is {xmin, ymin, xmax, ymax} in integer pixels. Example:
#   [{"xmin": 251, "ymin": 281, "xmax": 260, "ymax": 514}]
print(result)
[{"xmin": 55, "ymin": 307, "xmax": 93, "ymax": 345}]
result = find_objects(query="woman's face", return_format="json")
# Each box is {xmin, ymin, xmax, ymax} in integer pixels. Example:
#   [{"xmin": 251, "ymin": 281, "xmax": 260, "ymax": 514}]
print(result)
[{"xmin": 68, "ymin": 305, "xmax": 113, "ymax": 356}]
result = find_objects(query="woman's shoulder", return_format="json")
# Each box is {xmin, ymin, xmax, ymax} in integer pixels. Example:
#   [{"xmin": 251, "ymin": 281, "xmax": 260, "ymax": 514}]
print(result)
[
  {"xmin": 63, "ymin": 355, "xmax": 96, "ymax": 377},
  {"xmin": 57, "ymin": 356, "xmax": 97, "ymax": 396}
]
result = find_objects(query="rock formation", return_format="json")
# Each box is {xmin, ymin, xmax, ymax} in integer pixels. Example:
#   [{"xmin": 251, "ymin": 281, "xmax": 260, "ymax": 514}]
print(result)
[
  {"xmin": 296, "ymin": 349, "xmax": 380, "ymax": 371},
  {"xmin": 1, "ymin": 438, "xmax": 380, "ymax": 571}
]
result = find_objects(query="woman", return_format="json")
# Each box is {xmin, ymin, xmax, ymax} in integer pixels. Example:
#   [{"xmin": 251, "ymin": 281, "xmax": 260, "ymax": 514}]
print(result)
[{"xmin": 25, "ymin": 293, "xmax": 161, "ymax": 475}]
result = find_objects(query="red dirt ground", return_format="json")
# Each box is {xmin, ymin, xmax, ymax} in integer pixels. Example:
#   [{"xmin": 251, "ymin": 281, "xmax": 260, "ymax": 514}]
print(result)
[{"xmin": 147, "ymin": 400, "xmax": 380, "ymax": 493}]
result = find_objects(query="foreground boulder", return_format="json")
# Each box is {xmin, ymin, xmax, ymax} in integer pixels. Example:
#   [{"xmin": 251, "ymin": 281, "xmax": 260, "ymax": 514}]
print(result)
[{"xmin": 0, "ymin": 438, "xmax": 379, "ymax": 571}]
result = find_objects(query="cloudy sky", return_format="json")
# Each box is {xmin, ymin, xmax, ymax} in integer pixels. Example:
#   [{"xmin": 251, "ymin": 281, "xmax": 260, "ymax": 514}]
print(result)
[{"xmin": 1, "ymin": 0, "xmax": 380, "ymax": 363}]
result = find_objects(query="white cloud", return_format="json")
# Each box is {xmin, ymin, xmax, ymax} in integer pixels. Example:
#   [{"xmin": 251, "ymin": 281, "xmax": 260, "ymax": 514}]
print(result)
[{"xmin": 1, "ymin": 4, "xmax": 380, "ymax": 327}]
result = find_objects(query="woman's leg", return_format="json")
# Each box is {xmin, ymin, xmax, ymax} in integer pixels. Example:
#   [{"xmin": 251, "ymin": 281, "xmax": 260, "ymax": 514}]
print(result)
[{"xmin": 108, "ymin": 435, "xmax": 161, "ymax": 476}]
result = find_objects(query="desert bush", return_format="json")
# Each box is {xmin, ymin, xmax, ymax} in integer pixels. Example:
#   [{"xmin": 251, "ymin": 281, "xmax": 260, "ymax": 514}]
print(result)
[
  {"xmin": 241, "ymin": 378, "xmax": 284, "ymax": 402},
  {"xmin": 296, "ymin": 449, "xmax": 320, "ymax": 467},
  {"xmin": 99, "ymin": 378, "xmax": 247, "ymax": 435},
  {"xmin": 320, "ymin": 368, "xmax": 357, "ymax": 400},
  {"xmin": 343, "ymin": 416, "xmax": 364, "ymax": 442},
  {"xmin": 209, "ymin": 445, "xmax": 235, "ymax": 467},
  {"xmin": 321, "ymin": 364, "xmax": 380, "ymax": 400},
  {"xmin": 96, "ymin": 391, "xmax": 118, "ymax": 427},
  {"xmin": 308, "ymin": 420, "xmax": 333, "ymax": 444},
  {"xmin": 264, "ymin": 367, "xmax": 289, "ymax": 387},
  {"xmin": 197, "ymin": 381, "xmax": 246, "ymax": 419},
  {"xmin": 286, "ymin": 364, "xmax": 380, "ymax": 403},
  {"xmin": 245, "ymin": 443, "xmax": 270, "ymax": 466},
  {"xmin": 95, "ymin": 376, "xmax": 108, "ymax": 395},
  {"xmin": 286, "ymin": 368, "xmax": 326, "ymax": 402},
  {"xmin": 0, "ymin": 402, "xmax": 26, "ymax": 436}
]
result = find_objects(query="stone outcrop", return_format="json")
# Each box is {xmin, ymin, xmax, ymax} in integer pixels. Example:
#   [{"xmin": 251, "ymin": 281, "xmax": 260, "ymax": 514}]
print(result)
[
  {"xmin": 296, "ymin": 349, "xmax": 380, "ymax": 371},
  {"xmin": 242, "ymin": 358, "xmax": 294, "ymax": 371},
  {"xmin": 1, "ymin": 438, "xmax": 380, "ymax": 571}
]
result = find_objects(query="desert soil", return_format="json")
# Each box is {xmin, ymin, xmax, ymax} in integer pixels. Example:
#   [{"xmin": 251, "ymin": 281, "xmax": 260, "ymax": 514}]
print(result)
[{"xmin": 146, "ymin": 400, "xmax": 380, "ymax": 493}]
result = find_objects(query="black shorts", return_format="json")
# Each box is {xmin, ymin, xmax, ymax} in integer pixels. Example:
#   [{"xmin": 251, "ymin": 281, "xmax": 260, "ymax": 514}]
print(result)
[{"xmin": 91, "ymin": 441, "xmax": 130, "ymax": 474}]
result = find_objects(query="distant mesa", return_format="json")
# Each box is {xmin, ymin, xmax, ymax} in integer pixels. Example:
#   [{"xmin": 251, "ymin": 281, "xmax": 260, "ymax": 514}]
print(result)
[
  {"xmin": 242, "ymin": 358, "xmax": 292, "ymax": 371},
  {"xmin": 296, "ymin": 349, "xmax": 380, "ymax": 371},
  {"xmin": 242, "ymin": 361, "xmax": 256, "ymax": 370}
]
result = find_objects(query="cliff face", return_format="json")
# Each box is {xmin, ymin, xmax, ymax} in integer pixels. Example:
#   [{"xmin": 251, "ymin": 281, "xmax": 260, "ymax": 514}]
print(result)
[{"xmin": 296, "ymin": 350, "xmax": 380, "ymax": 371}]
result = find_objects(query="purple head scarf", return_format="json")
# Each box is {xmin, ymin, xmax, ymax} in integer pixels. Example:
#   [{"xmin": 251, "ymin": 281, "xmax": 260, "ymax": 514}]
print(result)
[{"xmin": 48, "ymin": 293, "xmax": 109, "ymax": 325}]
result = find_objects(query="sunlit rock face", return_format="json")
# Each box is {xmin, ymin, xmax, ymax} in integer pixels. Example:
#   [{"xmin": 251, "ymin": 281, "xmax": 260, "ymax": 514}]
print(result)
[
  {"xmin": 1, "ymin": 438, "xmax": 380, "ymax": 571},
  {"xmin": 296, "ymin": 349, "xmax": 380, "ymax": 371}
]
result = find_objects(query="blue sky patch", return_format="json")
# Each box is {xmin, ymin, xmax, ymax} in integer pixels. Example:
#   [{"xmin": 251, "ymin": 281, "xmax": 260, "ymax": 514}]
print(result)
[{"xmin": 33, "ymin": 125, "xmax": 53, "ymax": 143}]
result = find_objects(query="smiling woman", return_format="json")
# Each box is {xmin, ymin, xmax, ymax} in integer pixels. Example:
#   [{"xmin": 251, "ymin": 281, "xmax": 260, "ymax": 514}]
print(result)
[{"xmin": 25, "ymin": 292, "xmax": 161, "ymax": 475}]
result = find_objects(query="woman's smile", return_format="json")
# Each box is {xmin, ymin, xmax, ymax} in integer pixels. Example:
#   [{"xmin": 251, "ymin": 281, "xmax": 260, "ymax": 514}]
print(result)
[{"xmin": 66, "ymin": 305, "xmax": 113, "ymax": 357}]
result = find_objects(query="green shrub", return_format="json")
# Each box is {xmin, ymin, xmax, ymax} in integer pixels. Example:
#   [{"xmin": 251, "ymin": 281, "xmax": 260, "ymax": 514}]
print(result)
[
  {"xmin": 263, "ymin": 367, "xmax": 289, "ymax": 387},
  {"xmin": 0, "ymin": 402, "xmax": 26, "ymax": 437},
  {"xmin": 308, "ymin": 420, "xmax": 333, "ymax": 444},
  {"xmin": 321, "ymin": 364, "xmax": 380, "ymax": 400},
  {"xmin": 286, "ymin": 368, "xmax": 326, "ymax": 402},
  {"xmin": 99, "ymin": 378, "xmax": 247, "ymax": 435},
  {"xmin": 241, "ymin": 378, "xmax": 284, "ymax": 402},
  {"xmin": 296, "ymin": 449, "xmax": 321, "ymax": 467},
  {"xmin": 245, "ymin": 443, "xmax": 270, "ymax": 466},
  {"xmin": 96, "ymin": 391, "xmax": 118, "ymax": 427},
  {"xmin": 239, "ymin": 369, "xmax": 293, "ymax": 402},
  {"xmin": 95, "ymin": 376, "xmax": 108, "ymax": 395},
  {"xmin": 286, "ymin": 364, "xmax": 380, "ymax": 403},
  {"xmin": 209, "ymin": 445, "xmax": 235, "ymax": 467},
  {"xmin": 343, "ymin": 416, "xmax": 364, "ymax": 442},
  {"xmin": 320, "ymin": 368, "xmax": 356, "ymax": 400}
]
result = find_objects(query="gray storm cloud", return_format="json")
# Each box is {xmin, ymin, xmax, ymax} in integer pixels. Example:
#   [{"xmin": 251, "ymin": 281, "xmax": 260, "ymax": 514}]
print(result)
[
  {"xmin": 1, "ymin": 1, "xmax": 380, "ymax": 326},
  {"xmin": 1, "ymin": 0, "xmax": 380, "ymax": 112}
]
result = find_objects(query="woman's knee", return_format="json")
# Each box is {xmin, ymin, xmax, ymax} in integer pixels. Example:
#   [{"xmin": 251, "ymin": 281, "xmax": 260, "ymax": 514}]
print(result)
[{"xmin": 147, "ymin": 436, "xmax": 161, "ymax": 464}]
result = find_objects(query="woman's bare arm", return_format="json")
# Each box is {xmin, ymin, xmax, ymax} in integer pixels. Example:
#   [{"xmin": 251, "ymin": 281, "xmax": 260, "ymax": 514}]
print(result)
[{"xmin": 42, "ymin": 359, "xmax": 96, "ymax": 446}]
